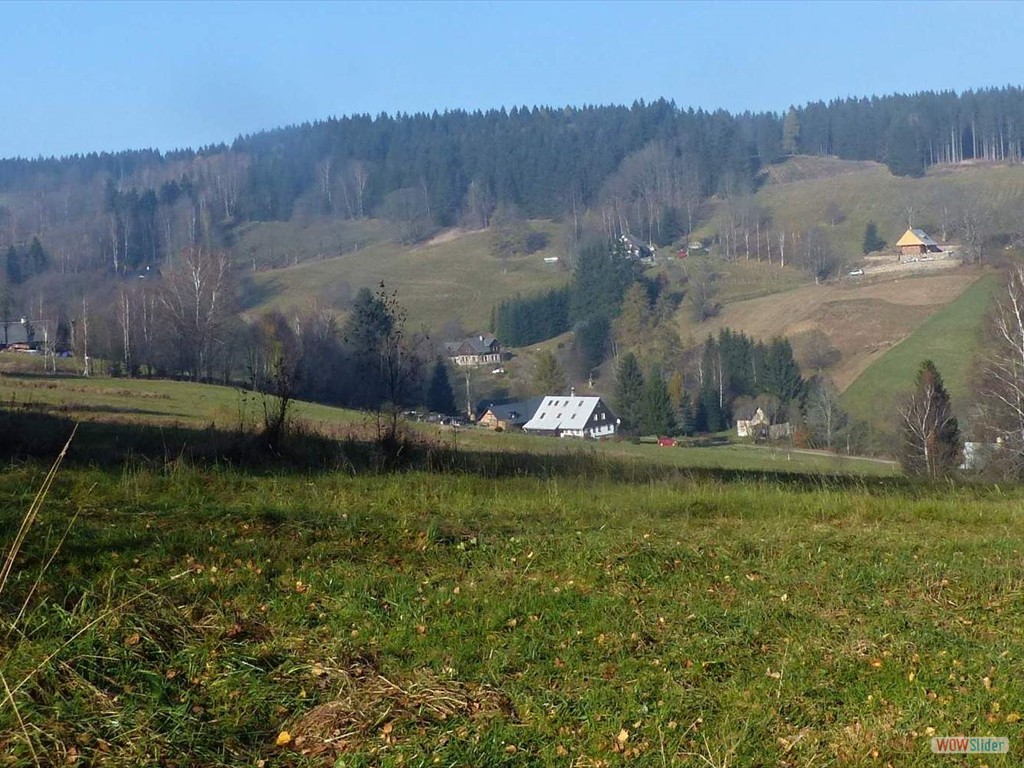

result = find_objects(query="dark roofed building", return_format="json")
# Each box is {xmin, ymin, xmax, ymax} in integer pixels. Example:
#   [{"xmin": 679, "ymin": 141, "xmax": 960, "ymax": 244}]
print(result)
[
  {"xmin": 476, "ymin": 397, "xmax": 544, "ymax": 430},
  {"xmin": 0, "ymin": 319, "xmax": 32, "ymax": 349},
  {"xmin": 617, "ymin": 234, "xmax": 656, "ymax": 263},
  {"xmin": 444, "ymin": 334, "xmax": 501, "ymax": 367}
]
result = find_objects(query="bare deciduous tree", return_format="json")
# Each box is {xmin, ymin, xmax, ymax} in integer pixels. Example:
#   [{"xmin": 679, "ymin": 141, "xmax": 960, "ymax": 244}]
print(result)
[
  {"xmin": 977, "ymin": 266, "xmax": 1024, "ymax": 474},
  {"xmin": 462, "ymin": 179, "xmax": 495, "ymax": 230},
  {"xmin": 342, "ymin": 160, "xmax": 372, "ymax": 219},
  {"xmin": 804, "ymin": 376, "xmax": 847, "ymax": 450},
  {"xmin": 955, "ymin": 198, "xmax": 992, "ymax": 264},
  {"xmin": 158, "ymin": 247, "xmax": 233, "ymax": 380}
]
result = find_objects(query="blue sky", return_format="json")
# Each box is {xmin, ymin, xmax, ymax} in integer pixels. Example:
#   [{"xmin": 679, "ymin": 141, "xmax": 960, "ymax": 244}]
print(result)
[{"xmin": 0, "ymin": 0, "xmax": 1019, "ymax": 159}]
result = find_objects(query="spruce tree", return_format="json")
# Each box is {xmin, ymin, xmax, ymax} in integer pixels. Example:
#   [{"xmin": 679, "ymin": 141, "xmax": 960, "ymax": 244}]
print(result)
[
  {"xmin": 899, "ymin": 360, "xmax": 961, "ymax": 478},
  {"xmin": 761, "ymin": 337, "xmax": 804, "ymax": 407},
  {"xmin": 614, "ymin": 352, "xmax": 645, "ymax": 433},
  {"xmin": 28, "ymin": 238, "xmax": 48, "ymax": 276},
  {"xmin": 573, "ymin": 315, "xmax": 610, "ymax": 374},
  {"xmin": 426, "ymin": 359, "xmax": 457, "ymax": 416},
  {"xmin": 639, "ymin": 365, "xmax": 676, "ymax": 437},
  {"xmin": 862, "ymin": 221, "xmax": 886, "ymax": 254},
  {"xmin": 677, "ymin": 391, "xmax": 695, "ymax": 436},
  {"xmin": 696, "ymin": 383, "xmax": 726, "ymax": 433},
  {"xmin": 782, "ymin": 107, "xmax": 800, "ymax": 155},
  {"xmin": 533, "ymin": 350, "xmax": 567, "ymax": 395},
  {"xmin": 5, "ymin": 246, "xmax": 22, "ymax": 285},
  {"xmin": 884, "ymin": 120, "xmax": 925, "ymax": 177}
]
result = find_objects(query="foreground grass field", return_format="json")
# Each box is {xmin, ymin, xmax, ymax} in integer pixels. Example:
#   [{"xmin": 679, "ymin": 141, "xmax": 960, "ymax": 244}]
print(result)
[{"xmin": 1, "ymin": 461, "xmax": 1021, "ymax": 766}]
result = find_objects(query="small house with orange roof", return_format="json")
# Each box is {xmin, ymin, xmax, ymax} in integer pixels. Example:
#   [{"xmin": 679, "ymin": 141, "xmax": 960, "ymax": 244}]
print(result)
[{"xmin": 895, "ymin": 228, "xmax": 942, "ymax": 258}]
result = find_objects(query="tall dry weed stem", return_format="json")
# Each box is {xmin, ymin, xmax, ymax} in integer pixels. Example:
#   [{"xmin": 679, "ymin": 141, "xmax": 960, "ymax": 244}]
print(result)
[{"xmin": 0, "ymin": 425, "xmax": 77, "ymax": 765}]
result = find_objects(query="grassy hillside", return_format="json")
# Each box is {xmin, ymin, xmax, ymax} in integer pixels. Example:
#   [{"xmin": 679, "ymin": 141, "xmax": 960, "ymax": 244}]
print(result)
[
  {"xmin": 227, "ymin": 158, "xmax": 1024, "ymax": 357},
  {"xmin": 2, "ymin": 462, "xmax": 1022, "ymax": 764},
  {"xmin": 0, "ymin": 371, "xmax": 363, "ymax": 431},
  {"xmin": 842, "ymin": 273, "xmax": 999, "ymax": 429},
  {"xmin": 675, "ymin": 266, "xmax": 984, "ymax": 389},
  {"xmin": 753, "ymin": 158, "xmax": 1024, "ymax": 260},
  {"xmin": 661, "ymin": 159, "xmax": 1023, "ymax": 394},
  {"xmin": 236, "ymin": 220, "xmax": 569, "ymax": 332}
]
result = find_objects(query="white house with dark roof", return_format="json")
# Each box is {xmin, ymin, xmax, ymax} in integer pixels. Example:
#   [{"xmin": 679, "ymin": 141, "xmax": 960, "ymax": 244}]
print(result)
[
  {"xmin": 476, "ymin": 397, "xmax": 544, "ymax": 430},
  {"xmin": 443, "ymin": 334, "xmax": 501, "ymax": 367},
  {"xmin": 522, "ymin": 394, "xmax": 618, "ymax": 438}
]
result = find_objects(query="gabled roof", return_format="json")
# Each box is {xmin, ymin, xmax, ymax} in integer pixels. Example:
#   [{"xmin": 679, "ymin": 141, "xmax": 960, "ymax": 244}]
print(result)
[
  {"xmin": 444, "ymin": 334, "xmax": 499, "ymax": 356},
  {"xmin": 0, "ymin": 322, "xmax": 31, "ymax": 346},
  {"xmin": 480, "ymin": 396, "xmax": 544, "ymax": 426},
  {"xmin": 735, "ymin": 405, "xmax": 767, "ymax": 423},
  {"xmin": 895, "ymin": 228, "xmax": 939, "ymax": 248},
  {"xmin": 522, "ymin": 395, "xmax": 610, "ymax": 432}
]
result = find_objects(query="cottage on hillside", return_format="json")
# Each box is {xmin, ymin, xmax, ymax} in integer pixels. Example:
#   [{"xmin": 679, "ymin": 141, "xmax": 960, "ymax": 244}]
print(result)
[
  {"xmin": 895, "ymin": 228, "xmax": 942, "ymax": 258},
  {"xmin": 476, "ymin": 397, "xmax": 544, "ymax": 431},
  {"xmin": 444, "ymin": 334, "xmax": 502, "ymax": 367},
  {"xmin": 522, "ymin": 394, "xmax": 619, "ymax": 438}
]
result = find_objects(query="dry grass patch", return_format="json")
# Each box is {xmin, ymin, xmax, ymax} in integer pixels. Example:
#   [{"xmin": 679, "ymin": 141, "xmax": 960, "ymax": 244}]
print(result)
[{"xmin": 282, "ymin": 661, "xmax": 514, "ymax": 761}]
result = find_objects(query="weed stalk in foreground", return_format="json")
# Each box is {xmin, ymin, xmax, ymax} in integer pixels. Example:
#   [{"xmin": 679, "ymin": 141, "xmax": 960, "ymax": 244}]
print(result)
[{"xmin": 0, "ymin": 424, "xmax": 77, "ymax": 766}]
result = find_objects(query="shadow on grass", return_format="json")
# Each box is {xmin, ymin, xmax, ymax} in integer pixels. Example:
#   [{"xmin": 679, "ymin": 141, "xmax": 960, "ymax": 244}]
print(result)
[
  {"xmin": 237, "ymin": 274, "xmax": 284, "ymax": 310},
  {"xmin": 0, "ymin": 408, "xmax": 942, "ymax": 501}
]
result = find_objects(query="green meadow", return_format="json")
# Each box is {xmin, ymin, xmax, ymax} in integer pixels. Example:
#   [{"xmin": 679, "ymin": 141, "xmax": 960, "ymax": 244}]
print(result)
[
  {"xmin": 0, "ymin": 369, "xmax": 1017, "ymax": 766},
  {"xmin": 1, "ymin": 460, "xmax": 1022, "ymax": 766}
]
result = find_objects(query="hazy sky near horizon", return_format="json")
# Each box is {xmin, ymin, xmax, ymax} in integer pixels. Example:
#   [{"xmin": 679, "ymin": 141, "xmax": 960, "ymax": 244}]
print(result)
[{"xmin": 1, "ymin": 0, "xmax": 1020, "ymax": 159}]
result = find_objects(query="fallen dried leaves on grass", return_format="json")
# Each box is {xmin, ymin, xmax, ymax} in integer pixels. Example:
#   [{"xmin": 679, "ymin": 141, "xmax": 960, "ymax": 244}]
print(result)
[{"xmin": 280, "ymin": 662, "xmax": 514, "ymax": 759}]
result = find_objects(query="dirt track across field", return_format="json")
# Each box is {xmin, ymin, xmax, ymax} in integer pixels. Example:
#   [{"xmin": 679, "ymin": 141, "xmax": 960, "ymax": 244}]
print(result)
[{"xmin": 680, "ymin": 270, "xmax": 980, "ymax": 390}]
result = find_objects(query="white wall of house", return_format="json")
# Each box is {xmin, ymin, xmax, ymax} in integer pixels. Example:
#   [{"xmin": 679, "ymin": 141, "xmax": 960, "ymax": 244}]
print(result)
[{"xmin": 452, "ymin": 352, "xmax": 501, "ymax": 367}]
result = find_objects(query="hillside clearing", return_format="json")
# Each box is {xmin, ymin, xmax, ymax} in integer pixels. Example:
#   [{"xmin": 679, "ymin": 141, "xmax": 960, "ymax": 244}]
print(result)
[
  {"xmin": 237, "ymin": 221, "xmax": 569, "ymax": 332},
  {"xmin": 677, "ymin": 269, "xmax": 984, "ymax": 389},
  {"xmin": 753, "ymin": 158, "xmax": 1024, "ymax": 261},
  {"xmin": 842, "ymin": 273, "xmax": 999, "ymax": 429}
]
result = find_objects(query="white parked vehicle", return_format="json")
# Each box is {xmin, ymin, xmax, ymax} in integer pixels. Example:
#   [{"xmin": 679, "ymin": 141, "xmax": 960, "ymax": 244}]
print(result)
[{"xmin": 848, "ymin": 268, "xmax": 864, "ymax": 276}]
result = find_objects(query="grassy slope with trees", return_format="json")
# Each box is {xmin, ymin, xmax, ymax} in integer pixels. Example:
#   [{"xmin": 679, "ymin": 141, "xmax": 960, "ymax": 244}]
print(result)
[
  {"xmin": 0, "ymin": 370, "xmax": 893, "ymax": 476},
  {"xmin": 236, "ymin": 220, "xmax": 569, "ymax": 332}
]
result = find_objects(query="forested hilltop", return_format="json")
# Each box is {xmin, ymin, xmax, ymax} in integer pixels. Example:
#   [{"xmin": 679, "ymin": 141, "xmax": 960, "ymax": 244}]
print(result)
[{"xmin": 3, "ymin": 87, "xmax": 1024, "ymax": 265}]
